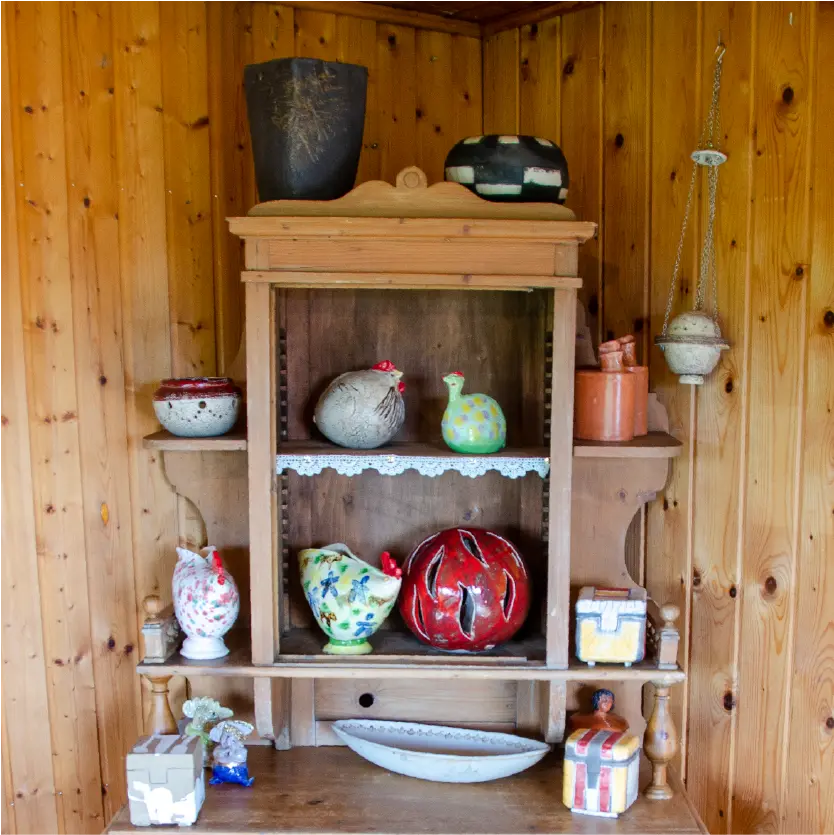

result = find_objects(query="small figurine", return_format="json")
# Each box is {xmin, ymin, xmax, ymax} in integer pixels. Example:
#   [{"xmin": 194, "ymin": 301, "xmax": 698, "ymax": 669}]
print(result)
[
  {"xmin": 314, "ymin": 361, "xmax": 406, "ymax": 449},
  {"xmin": 575, "ymin": 586, "xmax": 647, "ymax": 666},
  {"xmin": 441, "ymin": 372, "xmax": 506, "ymax": 454},
  {"xmin": 208, "ymin": 721, "xmax": 255, "ymax": 787},
  {"xmin": 173, "ymin": 546, "xmax": 240, "ymax": 660},
  {"xmin": 183, "ymin": 697, "xmax": 234, "ymax": 766},
  {"xmin": 300, "ymin": 545, "xmax": 402, "ymax": 655},
  {"xmin": 569, "ymin": 688, "xmax": 629, "ymax": 733}
]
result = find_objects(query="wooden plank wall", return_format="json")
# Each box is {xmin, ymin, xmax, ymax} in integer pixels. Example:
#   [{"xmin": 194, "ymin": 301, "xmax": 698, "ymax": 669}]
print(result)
[
  {"xmin": 0, "ymin": 3, "xmax": 482, "ymax": 832},
  {"xmin": 484, "ymin": 2, "xmax": 833, "ymax": 833}
]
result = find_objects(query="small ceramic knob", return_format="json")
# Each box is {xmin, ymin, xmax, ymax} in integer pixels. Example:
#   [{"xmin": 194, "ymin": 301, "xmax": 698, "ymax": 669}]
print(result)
[
  {"xmin": 660, "ymin": 603, "xmax": 680, "ymax": 629},
  {"xmin": 143, "ymin": 594, "xmax": 164, "ymax": 621}
]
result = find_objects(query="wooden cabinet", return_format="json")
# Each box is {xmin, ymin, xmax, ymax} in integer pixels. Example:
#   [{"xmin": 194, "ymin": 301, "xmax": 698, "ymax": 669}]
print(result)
[{"xmin": 125, "ymin": 170, "xmax": 702, "ymax": 834}]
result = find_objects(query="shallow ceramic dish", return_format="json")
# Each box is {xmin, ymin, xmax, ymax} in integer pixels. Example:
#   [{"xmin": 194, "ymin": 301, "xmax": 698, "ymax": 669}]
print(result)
[{"xmin": 331, "ymin": 720, "xmax": 550, "ymax": 783}]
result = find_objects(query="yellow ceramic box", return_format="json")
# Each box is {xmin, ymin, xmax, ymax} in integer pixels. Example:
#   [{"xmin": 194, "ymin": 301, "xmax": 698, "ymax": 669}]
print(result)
[
  {"xmin": 563, "ymin": 728, "xmax": 640, "ymax": 817},
  {"xmin": 575, "ymin": 586, "xmax": 647, "ymax": 666}
]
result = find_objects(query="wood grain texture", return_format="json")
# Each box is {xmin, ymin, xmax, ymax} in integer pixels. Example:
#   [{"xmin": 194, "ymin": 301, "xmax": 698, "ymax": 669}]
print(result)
[
  {"xmin": 60, "ymin": 2, "xmax": 142, "ymax": 820},
  {"xmin": 1, "ymin": 11, "xmax": 60, "ymax": 833},
  {"xmin": 451, "ymin": 35, "xmax": 483, "ymax": 144},
  {"xmin": 415, "ymin": 29, "xmax": 453, "ymax": 183},
  {"xmin": 483, "ymin": 27, "xmax": 519, "ymax": 134},
  {"xmin": 644, "ymin": 0, "xmax": 700, "ymax": 782},
  {"xmin": 9, "ymin": 3, "xmax": 104, "ymax": 830},
  {"xmin": 733, "ymin": 4, "xmax": 813, "ymax": 832},
  {"xmin": 784, "ymin": 6, "xmax": 834, "ymax": 830},
  {"xmin": 559, "ymin": 4, "xmax": 603, "ymax": 346},
  {"xmin": 684, "ymin": 4, "xmax": 753, "ymax": 831},
  {"xmin": 112, "ymin": 0, "xmax": 183, "ymax": 729},
  {"xmin": 519, "ymin": 17, "xmax": 561, "ymax": 141}
]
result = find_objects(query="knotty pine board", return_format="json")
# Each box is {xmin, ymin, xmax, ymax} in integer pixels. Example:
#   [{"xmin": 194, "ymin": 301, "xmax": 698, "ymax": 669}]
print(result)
[
  {"xmin": 733, "ymin": 3, "xmax": 814, "ymax": 832},
  {"xmin": 785, "ymin": 4, "xmax": 834, "ymax": 829},
  {"xmin": 519, "ymin": 17, "xmax": 561, "ymax": 144},
  {"xmin": 1, "ymin": 12, "xmax": 61, "ymax": 833},
  {"xmin": 61, "ymin": 2, "xmax": 143, "ymax": 822},
  {"xmin": 685, "ymin": 4, "xmax": 754, "ymax": 831},
  {"xmin": 9, "ymin": 3, "xmax": 104, "ymax": 831}
]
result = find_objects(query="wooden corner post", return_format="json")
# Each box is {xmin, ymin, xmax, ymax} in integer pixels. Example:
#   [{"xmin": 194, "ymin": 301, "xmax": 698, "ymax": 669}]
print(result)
[{"xmin": 246, "ymin": 277, "xmax": 289, "ymax": 748}]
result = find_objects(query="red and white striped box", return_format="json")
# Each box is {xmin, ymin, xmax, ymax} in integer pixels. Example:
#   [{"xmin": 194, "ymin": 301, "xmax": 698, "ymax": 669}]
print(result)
[{"xmin": 562, "ymin": 728, "xmax": 640, "ymax": 817}]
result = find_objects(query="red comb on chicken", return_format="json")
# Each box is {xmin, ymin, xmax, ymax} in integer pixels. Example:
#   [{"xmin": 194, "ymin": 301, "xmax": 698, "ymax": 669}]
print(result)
[{"xmin": 314, "ymin": 363, "xmax": 407, "ymax": 449}]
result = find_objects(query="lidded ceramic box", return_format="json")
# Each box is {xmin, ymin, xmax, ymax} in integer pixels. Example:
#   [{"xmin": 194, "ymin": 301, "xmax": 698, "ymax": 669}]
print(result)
[
  {"xmin": 575, "ymin": 586, "xmax": 647, "ymax": 666},
  {"xmin": 563, "ymin": 728, "xmax": 640, "ymax": 817},
  {"xmin": 127, "ymin": 734, "xmax": 204, "ymax": 827}
]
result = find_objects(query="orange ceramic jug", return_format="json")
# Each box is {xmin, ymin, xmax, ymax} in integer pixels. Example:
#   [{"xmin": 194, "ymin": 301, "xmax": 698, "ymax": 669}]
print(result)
[
  {"xmin": 619, "ymin": 335, "xmax": 649, "ymax": 436},
  {"xmin": 574, "ymin": 348, "xmax": 636, "ymax": 442}
]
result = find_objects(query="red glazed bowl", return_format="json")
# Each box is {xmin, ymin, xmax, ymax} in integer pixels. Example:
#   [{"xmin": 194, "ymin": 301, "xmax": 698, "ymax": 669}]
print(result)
[
  {"xmin": 153, "ymin": 377, "xmax": 242, "ymax": 438},
  {"xmin": 399, "ymin": 528, "xmax": 531, "ymax": 652}
]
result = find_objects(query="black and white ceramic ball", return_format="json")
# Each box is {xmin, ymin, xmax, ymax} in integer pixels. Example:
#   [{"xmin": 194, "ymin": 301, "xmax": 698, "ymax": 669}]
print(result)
[{"xmin": 444, "ymin": 135, "xmax": 569, "ymax": 203}]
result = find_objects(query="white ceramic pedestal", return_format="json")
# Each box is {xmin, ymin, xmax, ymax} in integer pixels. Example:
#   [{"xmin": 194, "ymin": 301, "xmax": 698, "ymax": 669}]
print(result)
[{"xmin": 181, "ymin": 635, "xmax": 230, "ymax": 660}]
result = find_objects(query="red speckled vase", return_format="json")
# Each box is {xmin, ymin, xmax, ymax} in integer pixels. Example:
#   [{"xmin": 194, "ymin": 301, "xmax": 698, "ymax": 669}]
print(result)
[{"xmin": 399, "ymin": 528, "xmax": 531, "ymax": 652}]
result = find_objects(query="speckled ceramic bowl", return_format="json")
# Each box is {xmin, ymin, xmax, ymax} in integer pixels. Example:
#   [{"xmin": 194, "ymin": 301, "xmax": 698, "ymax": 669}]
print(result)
[
  {"xmin": 153, "ymin": 378, "xmax": 242, "ymax": 437},
  {"xmin": 655, "ymin": 311, "xmax": 729, "ymax": 385}
]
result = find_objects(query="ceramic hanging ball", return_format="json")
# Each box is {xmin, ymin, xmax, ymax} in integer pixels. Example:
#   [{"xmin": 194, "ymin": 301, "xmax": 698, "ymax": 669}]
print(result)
[
  {"xmin": 655, "ymin": 311, "xmax": 729, "ymax": 385},
  {"xmin": 444, "ymin": 135, "xmax": 569, "ymax": 203}
]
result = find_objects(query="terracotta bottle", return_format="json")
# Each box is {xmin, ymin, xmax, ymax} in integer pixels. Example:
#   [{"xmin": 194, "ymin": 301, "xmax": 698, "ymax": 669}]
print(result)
[
  {"xmin": 619, "ymin": 335, "xmax": 649, "ymax": 436},
  {"xmin": 574, "ymin": 346, "xmax": 636, "ymax": 442}
]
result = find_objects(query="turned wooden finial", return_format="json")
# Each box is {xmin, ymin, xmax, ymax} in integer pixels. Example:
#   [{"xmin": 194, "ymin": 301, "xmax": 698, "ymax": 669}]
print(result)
[
  {"xmin": 145, "ymin": 674, "xmax": 178, "ymax": 735},
  {"xmin": 660, "ymin": 603, "xmax": 680, "ymax": 630},
  {"xmin": 644, "ymin": 679, "xmax": 679, "ymax": 800},
  {"xmin": 143, "ymin": 594, "xmax": 165, "ymax": 622},
  {"xmin": 396, "ymin": 166, "xmax": 428, "ymax": 190}
]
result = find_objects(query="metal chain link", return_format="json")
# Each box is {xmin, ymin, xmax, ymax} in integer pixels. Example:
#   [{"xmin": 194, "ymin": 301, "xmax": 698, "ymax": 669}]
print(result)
[{"xmin": 661, "ymin": 44, "xmax": 725, "ymax": 335}]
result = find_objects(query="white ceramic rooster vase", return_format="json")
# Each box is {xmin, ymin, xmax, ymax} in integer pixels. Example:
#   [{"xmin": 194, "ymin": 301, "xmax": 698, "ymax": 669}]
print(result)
[
  {"xmin": 314, "ymin": 360, "xmax": 406, "ymax": 449},
  {"xmin": 173, "ymin": 546, "xmax": 240, "ymax": 660}
]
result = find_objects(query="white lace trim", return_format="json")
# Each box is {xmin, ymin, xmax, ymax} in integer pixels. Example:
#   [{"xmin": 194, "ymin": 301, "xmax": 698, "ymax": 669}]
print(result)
[{"xmin": 275, "ymin": 453, "xmax": 549, "ymax": 479}]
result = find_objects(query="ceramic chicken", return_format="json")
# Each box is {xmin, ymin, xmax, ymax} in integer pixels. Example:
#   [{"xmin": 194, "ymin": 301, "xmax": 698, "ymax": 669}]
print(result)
[
  {"xmin": 314, "ymin": 360, "xmax": 406, "ymax": 449},
  {"xmin": 172, "ymin": 546, "xmax": 239, "ymax": 660},
  {"xmin": 441, "ymin": 371, "xmax": 506, "ymax": 454}
]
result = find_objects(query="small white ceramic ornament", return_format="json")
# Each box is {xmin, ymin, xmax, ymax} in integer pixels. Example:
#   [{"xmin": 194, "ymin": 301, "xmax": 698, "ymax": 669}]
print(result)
[{"xmin": 173, "ymin": 546, "xmax": 239, "ymax": 660}]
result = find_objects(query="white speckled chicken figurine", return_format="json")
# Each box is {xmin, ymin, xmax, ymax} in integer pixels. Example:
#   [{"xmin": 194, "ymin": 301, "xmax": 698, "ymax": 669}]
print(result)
[{"xmin": 314, "ymin": 361, "xmax": 406, "ymax": 449}]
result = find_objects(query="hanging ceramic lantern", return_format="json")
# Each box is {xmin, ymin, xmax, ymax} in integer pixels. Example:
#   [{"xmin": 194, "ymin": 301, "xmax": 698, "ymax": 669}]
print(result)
[{"xmin": 655, "ymin": 44, "xmax": 730, "ymax": 385}]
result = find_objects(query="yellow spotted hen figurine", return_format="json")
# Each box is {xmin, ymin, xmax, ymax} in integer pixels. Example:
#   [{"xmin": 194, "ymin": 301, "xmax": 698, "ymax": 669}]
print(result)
[{"xmin": 441, "ymin": 371, "xmax": 506, "ymax": 454}]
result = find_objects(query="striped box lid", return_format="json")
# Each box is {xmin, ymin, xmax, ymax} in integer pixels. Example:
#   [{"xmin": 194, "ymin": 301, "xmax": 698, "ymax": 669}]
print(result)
[{"xmin": 565, "ymin": 728, "xmax": 640, "ymax": 762}]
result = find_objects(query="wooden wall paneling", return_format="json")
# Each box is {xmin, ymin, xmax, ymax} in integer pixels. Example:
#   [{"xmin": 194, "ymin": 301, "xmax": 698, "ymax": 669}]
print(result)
[
  {"xmin": 208, "ymin": 2, "xmax": 255, "ymax": 373},
  {"xmin": 160, "ymin": 2, "xmax": 216, "ymax": 379},
  {"xmin": 560, "ymin": 4, "xmax": 603, "ymax": 346},
  {"xmin": 683, "ymin": 4, "xmax": 754, "ymax": 831},
  {"xmin": 451, "ymin": 35, "xmax": 483, "ymax": 145},
  {"xmin": 784, "ymin": 5, "xmax": 834, "ymax": 829},
  {"xmin": 112, "ymin": 1, "xmax": 184, "ymax": 725},
  {"xmin": 601, "ymin": 2, "xmax": 651, "ymax": 357},
  {"xmin": 519, "ymin": 17, "xmax": 561, "ymax": 141},
  {"xmin": 9, "ymin": 3, "xmax": 104, "ymax": 831},
  {"xmin": 60, "ymin": 2, "xmax": 143, "ymax": 820},
  {"xmin": 645, "ymin": 0, "xmax": 701, "ymax": 780},
  {"xmin": 1, "ymin": 11, "xmax": 60, "ymax": 833},
  {"xmin": 336, "ymin": 15, "xmax": 380, "ymax": 183},
  {"xmin": 733, "ymin": 3, "xmax": 813, "ymax": 831},
  {"xmin": 483, "ymin": 27, "xmax": 519, "ymax": 134},
  {"xmin": 2, "ymin": 704, "xmax": 15, "ymax": 834},
  {"xmin": 376, "ymin": 24, "xmax": 417, "ymax": 182},
  {"xmin": 415, "ymin": 29, "xmax": 453, "ymax": 183},
  {"xmin": 294, "ymin": 8, "xmax": 338, "ymax": 60}
]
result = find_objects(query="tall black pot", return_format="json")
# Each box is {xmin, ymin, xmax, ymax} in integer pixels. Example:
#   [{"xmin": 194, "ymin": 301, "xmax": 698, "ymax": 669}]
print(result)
[{"xmin": 243, "ymin": 58, "xmax": 368, "ymax": 201}]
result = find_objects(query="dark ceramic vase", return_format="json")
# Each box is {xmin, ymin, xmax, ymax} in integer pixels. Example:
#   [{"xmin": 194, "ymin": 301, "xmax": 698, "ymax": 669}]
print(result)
[
  {"xmin": 243, "ymin": 58, "xmax": 368, "ymax": 201},
  {"xmin": 445, "ymin": 135, "xmax": 569, "ymax": 203}
]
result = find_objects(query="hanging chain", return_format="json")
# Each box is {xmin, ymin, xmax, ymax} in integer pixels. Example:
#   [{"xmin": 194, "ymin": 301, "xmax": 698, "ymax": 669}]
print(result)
[{"xmin": 661, "ymin": 44, "xmax": 725, "ymax": 335}]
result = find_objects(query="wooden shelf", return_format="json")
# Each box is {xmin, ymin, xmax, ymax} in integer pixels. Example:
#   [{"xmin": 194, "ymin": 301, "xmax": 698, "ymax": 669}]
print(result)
[
  {"xmin": 138, "ymin": 629, "xmax": 685, "ymax": 683},
  {"xmin": 141, "ymin": 433, "xmax": 681, "ymax": 460},
  {"xmin": 143, "ymin": 429, "xmax": 247, "ymax": 451},
  {"xmin": 573, "ymin": 431, "xmax": 682, "ymax": 459},
  {"xmin": 106, "ymin": 746, "xmax": 706, "ymax": 834}
]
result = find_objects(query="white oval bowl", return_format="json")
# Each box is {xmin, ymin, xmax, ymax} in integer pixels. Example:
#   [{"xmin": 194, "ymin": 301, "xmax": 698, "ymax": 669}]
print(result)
[{"xmin": 332, "ymin": 720, "xmax": 550, "ymax": 783}]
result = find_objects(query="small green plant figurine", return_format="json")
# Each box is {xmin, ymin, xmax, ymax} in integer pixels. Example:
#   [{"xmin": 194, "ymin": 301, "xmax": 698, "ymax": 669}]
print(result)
[
  {"xmin": 441, "ymin": 372, "xmax": 507, "ymax": 454},
  {"xmin": 182, "ymin": 697, "xmax": 234, "ymax": 766}
]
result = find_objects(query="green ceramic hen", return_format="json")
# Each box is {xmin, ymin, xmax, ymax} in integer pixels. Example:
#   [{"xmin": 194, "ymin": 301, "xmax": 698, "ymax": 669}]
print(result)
[{"xmin": 441, "ymin": 372, "xmax": 507, "ymax": 454}]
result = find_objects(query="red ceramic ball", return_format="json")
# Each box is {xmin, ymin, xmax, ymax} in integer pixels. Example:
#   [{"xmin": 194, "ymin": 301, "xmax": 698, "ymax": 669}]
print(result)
[{"xmin": 399, "ymin": 528, "xmax": 531, "ymax": 652}]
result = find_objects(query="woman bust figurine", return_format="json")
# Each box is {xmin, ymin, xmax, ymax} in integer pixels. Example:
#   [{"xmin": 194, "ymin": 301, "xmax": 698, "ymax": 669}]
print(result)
[{"xmin": 568, "ymin": 688, "xmax": 629, "ymax": 733}]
